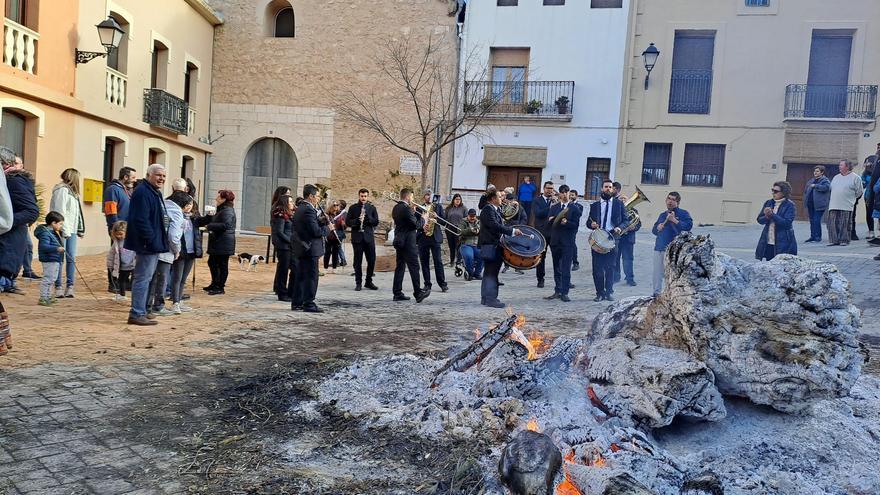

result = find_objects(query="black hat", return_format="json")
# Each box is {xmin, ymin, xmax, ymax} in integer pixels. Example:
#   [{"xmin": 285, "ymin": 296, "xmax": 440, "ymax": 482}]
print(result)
[{"xmin": 467, "ymin": 208, "xmax": 477, "ymax": 215}]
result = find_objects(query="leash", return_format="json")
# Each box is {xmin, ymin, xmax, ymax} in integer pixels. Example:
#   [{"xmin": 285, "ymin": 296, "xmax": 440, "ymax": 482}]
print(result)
[{"xmin": 73, "ymin": 261, "xmax": 100, "ymax": 302}]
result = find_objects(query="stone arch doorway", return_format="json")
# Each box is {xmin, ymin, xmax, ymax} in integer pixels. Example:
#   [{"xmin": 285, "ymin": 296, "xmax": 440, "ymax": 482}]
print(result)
[{"xmin": 242, "ymin": 137, "xmax": 298, "ymax": 231}]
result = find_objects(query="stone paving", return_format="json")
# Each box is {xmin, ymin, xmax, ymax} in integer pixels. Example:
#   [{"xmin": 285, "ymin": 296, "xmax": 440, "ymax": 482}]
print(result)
[{"xmin": 1, "ymin": 220, "xmax": 878, "ymax": 494}]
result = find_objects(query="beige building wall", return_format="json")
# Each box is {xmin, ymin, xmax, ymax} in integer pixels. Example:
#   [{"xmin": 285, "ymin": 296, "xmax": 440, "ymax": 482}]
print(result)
[
  {"xmin": 0, "ymin": 0, "xmax": 221, "ymax": 257},
  {"xmin": 207, "ymin": 0, "xmax": 457, "ymax": 229},
  {"xmin": 617, "ymin": 0, "xmax": 880, "ymax": 225}
]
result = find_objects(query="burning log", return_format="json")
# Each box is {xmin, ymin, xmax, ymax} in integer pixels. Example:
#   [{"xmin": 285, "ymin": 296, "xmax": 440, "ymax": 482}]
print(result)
[{"xmin": 431, "ymin": 314, "xmax": 521, "ymax": 386}]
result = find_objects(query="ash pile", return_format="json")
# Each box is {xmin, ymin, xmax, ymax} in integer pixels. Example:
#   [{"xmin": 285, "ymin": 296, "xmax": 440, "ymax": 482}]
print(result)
[{"xmin": 297, "ymin": 233, "xmax": 880, "ymax": 494}]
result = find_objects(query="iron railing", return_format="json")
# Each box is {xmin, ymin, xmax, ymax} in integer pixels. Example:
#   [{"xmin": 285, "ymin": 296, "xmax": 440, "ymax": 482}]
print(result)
[
  {"xmin": 784, "ymin": 84, "xmax": 878, "ymax": 120},
  {"xmin": 668, "ymin": 69, "xmax": 713, "ymax": 114},
  {"xmin": 463, "ymin": 80, "xmax": 575, "ymax": 117},
  {"xmin": 143, "ymin": 88, "xmax": 189, "ymax": 135}
]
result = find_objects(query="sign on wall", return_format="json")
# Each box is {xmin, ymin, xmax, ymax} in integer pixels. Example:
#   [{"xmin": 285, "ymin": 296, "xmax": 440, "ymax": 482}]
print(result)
[{"xmin": 400, "ymin": 156, "xmax": 422, "ymax": 176}]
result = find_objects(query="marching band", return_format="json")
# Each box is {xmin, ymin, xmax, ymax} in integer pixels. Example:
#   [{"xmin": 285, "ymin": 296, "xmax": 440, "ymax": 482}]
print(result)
[{"xmin": 283, "ymin": 179, "xmax": 685, "ymax": 311}]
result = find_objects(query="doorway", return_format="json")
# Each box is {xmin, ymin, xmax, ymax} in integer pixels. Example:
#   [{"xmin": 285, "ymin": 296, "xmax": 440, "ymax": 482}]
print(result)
[
  {"xmin": 242, "ymin": 138, "xmax": 297, "ymax": 231},
  {"xmin": 486, "ymin": 167, "xmax": 542, "ymax": 200},
  {"xmin": 584, "ymin": 157, "xmax": 611, "ymax": 201},
  {"xmin": 786, "ymin": 163, "xmax": 837, "ymax": 220}
]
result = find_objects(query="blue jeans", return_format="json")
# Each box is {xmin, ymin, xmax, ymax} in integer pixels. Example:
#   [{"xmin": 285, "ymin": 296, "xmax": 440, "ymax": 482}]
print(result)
[
  {"xmin": 459, "ymin": 244, "xmax": 483, "ymax": 276},
  {"xmin": 130, "ymin": 253, "xmax": 159, "ymax": 318},
  {"xmin": 22, "ymin": 234, "xmax": 35, "ymax": 275},
  {"xmin": 808, "ymin": 207, "xmax": 824, "ymax": 241},
  {"xmin": 55, "ymin": 235, "xmax": 77, "ymax": 288}
]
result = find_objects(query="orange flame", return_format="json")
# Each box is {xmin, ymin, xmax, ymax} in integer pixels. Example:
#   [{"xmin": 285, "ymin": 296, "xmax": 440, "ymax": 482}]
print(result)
[
  {"xmin": 527, "ymin": 330, "xmax": 552, "ymax": 358},
  {"xmin": 556, "ymin": 450, "xmax": 583, "ymax": 495},
  {"xmin": 515, "ymin": 314, "xmax": 526, "ymax": 328},
  {"xmin": 526, "ymin": 417, "xmax": 541, "ymax": 432},
  {"xmin": 509, "ymin": 326, "xmax": 537, "ymax": 360},
  {"xmin": 589, "ymin": 453, "xmax": 607, "ymax": 468},
  {"xmin": 610, "ymin": 443, "xmax": 621, "ymax": 453}
]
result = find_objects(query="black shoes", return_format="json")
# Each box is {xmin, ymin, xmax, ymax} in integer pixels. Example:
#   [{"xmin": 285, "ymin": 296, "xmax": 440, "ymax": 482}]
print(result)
[
  {"xmin": 537, "ymin": 280, "xmax": 544, "ymax": 288},
  {"xmin": 202, "ymin": 285, "xmax": 215, "ymax": 291},
  {"xmin": 278, "ymin": 295, "xmax": 292, "ymax": 302},
  {"xmin": 207, "ymin": 289, "xmax": 225, "ymax": 295},
  {"xmin": 572, "ymin": 262, "xmax": 580, "ymax": 271},
  {"xmin": 127, "ymin": 316, "xmax": 157, "ymax": 326},
  {"xmin": 355, "ymin": 284, "xmax": 362, "ymax": 291},
  {"xmin": 415, "ymin": 288, "xmax": 431, "ymax": 303},
  {"xmin": 291, "ymin": 304, "xmax": 303, "ymax": 311},
  {"xmin": 303, "ymin": 305, "xmax": 324, "ymax": 313},
  {"xmin": 393, "ymin": 294, "xmax": 411, "ymax": 301},
  {"xmin": 626, "ymin": 280, "xmax": 637, "ymax": 287},
  {"xmin": 604, "ymin": 294, "xmax": 615, "ymax": 301},
  {"xmin": 364, "ymin": 282, "xmax": 379, "ymax": 290},
  {"xmin": 464, "ymin": 272, "xmax": 472, "ymax": 281},
  {"xmin": 545, "ymin": 293, "xmax": 560, "ymax": 300},
  {"xmin": 440, "ymin": 285, "xmax": 449, "ymax": 293},
  {"xmin": 593, "ymin": 295, "xmax": 604, "ymax": 302},
  {"xmin": 483, "ymin": 300, "xmax": 505, "ymax": 308},
  {"xmin": 559, "ymin": 295, "xmax": 571, "ymax": 302}
]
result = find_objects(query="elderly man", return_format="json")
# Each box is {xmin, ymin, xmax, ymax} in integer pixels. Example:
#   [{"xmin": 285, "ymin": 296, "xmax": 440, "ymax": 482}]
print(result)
[
  {"xmin": 125, "ymin": 164, "xmax": 168, "ymax": 325},
  {"xmin": 0, "ymin": 147, "xmax": 38, "ymax": 295},
  {"xmin": 826, "ymin": 160, "xmax": 863, "ymax": 246}
]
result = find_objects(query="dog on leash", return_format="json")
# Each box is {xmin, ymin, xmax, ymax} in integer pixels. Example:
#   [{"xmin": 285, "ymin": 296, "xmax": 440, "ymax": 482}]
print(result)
[{"xmin": 236, "ymin": 253, "xmax": 266, "ymax": 272}]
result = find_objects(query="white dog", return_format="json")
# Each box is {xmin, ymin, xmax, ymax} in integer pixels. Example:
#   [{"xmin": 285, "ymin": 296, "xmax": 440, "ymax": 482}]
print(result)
[{"xmin": 236, "ymin": 253, "xmax": 266, "ymax": 272}]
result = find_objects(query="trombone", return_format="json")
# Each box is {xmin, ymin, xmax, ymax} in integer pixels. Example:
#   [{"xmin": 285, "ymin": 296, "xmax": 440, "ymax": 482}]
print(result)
[{"xmin": 383, "ymin": 191, "xmax": 462, "ymax": 236}]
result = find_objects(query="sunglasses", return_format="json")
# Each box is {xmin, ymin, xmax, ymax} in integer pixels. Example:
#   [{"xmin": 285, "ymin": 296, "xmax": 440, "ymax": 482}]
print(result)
[{"xmin": 771, "ymin": 189, "xmax": 782, "ymax": 193}]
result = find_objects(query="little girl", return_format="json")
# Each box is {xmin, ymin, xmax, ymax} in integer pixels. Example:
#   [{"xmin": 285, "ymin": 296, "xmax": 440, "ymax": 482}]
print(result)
[{"xmin": 106, "ymin": 221, "xmax": 135, "ymax": 301}]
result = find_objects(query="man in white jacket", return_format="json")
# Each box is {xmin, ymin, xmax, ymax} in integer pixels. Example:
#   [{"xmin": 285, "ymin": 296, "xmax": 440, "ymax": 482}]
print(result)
[{"xmin": 827, "ymin": 160, "xmax": 864, "ymax": 246}]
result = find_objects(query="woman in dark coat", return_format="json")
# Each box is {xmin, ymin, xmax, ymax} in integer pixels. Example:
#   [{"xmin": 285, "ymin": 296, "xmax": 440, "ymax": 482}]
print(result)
[
  {"xmin": 202, "ymin": 190, "xmax": 237, "ymax": 295},
  {"xmin": 756, "ymin": 181, "xmax": 797, "ymax": 261},
  {"xmin": 271, "ymin": 194, "xmax": 294, "ymax": 301}
]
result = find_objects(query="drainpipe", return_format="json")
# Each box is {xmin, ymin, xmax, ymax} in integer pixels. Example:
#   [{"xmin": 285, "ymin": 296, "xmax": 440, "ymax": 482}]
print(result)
[{"xmin": 448, "ymin": 5, "xmax": 465, "ymax": 196}]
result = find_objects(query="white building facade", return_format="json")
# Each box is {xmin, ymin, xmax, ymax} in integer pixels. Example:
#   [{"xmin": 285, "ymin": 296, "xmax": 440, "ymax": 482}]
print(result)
[{"xmin": 451, "ymin": 0, "xmax": 630, "ymax": 205}]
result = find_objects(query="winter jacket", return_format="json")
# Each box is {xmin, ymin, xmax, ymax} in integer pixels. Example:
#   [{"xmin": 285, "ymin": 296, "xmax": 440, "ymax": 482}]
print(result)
[
  {"xmin": 804, "ymin": 176, "xmax": 831, "ymax": 212},
  {"xmin": 103, "ymin": 179, "xmax": 132, "ymax": 229},
  {"xmin": 271, "ymin": 213, "xmax": 293, "ymax": 251},
  {"xmin": 106, "ymin": 238, "xmax": 136, "ymax": 277},
  {"xmin": 756, "ymin": 199, "xmax": 797, "ymax": 259},
  {"xmin": 49, "ymin": 183, "xmax": 85, "ymax": 238},
  {"xmin": 0, "ymin": 170, "xmax": 13, "ymax": 235},
  {"xmin": 517, "ymin": 182, "xmax": 536, "ymax": 203},
  {"xmin": 34, "ymin": 224, "xmax": 64, "ymax": 263},
  {"xmin": 444, "ymin": 205, "xmax": 468, "ymax": 231},
  {"xmin": 124, "ymin": 180, "xmax": 168, "ymax": 255},
  {"xmin": 0, "ymin": 169, "xmax": 39, "ymax": 277},
  {"xmin": 204, "ymin": 203, "xmax": 236, "ymax": 256},
  {"xmin": 458, "ymin": 218, "xmax": 480, "ymax": 246},
  {"xmin": 652, "ymin": 207, "xmax": 693, "ymax": 252},
  {"xmin": 158, "ymin": 199, "xmax": 184, "ymax": 264}
]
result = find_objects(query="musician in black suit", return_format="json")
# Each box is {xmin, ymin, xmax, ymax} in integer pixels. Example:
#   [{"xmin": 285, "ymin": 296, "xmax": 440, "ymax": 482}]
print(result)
[
  {"xmin": 569, "ymin": 189, "xmax": 584, "ymax": 272},
  {"xmin": 587, "ymin": 179, "xmax": 628, "ymax": 302},
  {"xmin": 346, "ymin": 188, "xmax": 379, "ymax": 291},
  {"xmin": 479, "ymin": 190, "xmax": 523, "ymax": 308},
  {"xmin": 417, "ymin": 191, "xmax": 447, "ymax": 292},
  {"xmin": 545, "ymin": 184, "xmax": 582, "ymax": 302},
  {"xmin": 531, "ymin": 181, "xmax": 555, "ymax": 288},
  {"xmin": 291, "ymin": 184, "xmax": 328, "ymax": 313},
  {"xmin": 392, "ymin": 188, "xmax": 430, "ymax": 303}
]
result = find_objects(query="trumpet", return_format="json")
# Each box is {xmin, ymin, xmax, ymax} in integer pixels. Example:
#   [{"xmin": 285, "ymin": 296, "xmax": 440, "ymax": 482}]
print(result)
[{"xmin": 383, "ymin": 191, "xmax": 462, "ymax": 236}]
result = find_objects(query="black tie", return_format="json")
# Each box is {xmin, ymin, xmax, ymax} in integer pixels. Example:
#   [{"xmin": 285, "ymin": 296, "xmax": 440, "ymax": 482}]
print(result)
[{"xmin": 602, "ymin": 200, "xmax": 610, "ymax": 230}]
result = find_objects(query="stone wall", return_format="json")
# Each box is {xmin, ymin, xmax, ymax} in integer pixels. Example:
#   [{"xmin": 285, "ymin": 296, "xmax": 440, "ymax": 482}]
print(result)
[{"xmin": 207, "ymin": 0, "xmax": 458, "ymax": 216}]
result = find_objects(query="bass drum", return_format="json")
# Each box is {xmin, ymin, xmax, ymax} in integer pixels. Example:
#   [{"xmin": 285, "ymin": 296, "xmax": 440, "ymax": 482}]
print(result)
[
  {"xmin": 589, "ymin": 229, "xmax": 616, "ymax": 254},
  {"xmin": 500, "ymin": 225, "xmax": 547, "ymax": 270}
]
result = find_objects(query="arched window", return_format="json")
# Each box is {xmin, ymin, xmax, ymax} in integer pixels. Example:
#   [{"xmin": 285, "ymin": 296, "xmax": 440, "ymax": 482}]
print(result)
[{"xmin": 274, "ymin": 7, "xmax": 294, "ymax": 37}]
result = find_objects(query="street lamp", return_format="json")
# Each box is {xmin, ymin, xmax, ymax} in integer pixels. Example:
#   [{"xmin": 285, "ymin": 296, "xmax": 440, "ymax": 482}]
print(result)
[
  {"xmin": 75, "ymin": 17, "xmax": 125, "ymax": 65},
  {"xmin": 642, "ymin": 43, "xmax": 660, "ymax": 90}
]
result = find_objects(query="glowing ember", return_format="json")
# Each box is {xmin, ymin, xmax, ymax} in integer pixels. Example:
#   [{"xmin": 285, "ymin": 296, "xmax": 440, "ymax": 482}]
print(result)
[
  {"xmin": 509, "ymin": 326, "xmax": 538, "ymax": 360},
  {"xmin": 610, "ymin": 443, "xmax": 621, "ymax": 453},
  {"xmin": 556, "ymin": 450, "xmax": 583, "ymax": 495},
  {"xmin": 515, "ymin": 314, "xmax": 526, "ymax": 328},
  {"xmin": 527, "ymin": 330, "xmax": 552, "ymax": 357},
  {"xmin": 526, "ymin": 417, "xmax": 541, "ymax": 432},
  {"xmin": 589, "ymin": 453, "xmax": 607, "ymax": 468}
]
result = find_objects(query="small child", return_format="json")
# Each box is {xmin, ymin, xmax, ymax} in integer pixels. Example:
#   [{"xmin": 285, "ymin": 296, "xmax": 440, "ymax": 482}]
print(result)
[
  {"xmin": 34, "ymin": 211, "xmax": 65, "ymax": 306},
  {"xmin": 106, "ymin": 221, "xmax": 136, "ymax": 301}
]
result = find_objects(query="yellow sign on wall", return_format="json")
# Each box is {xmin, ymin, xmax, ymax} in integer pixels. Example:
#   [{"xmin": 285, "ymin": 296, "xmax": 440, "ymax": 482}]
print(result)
[{"xmin": 82, "ymin": 178, "xmax": 104, "ymax": 203}]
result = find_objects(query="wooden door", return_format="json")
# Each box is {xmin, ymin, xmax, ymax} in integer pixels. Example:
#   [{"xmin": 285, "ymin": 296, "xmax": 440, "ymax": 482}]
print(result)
[
  {"xmin": 786, "ymin": 163, "xmax": 837, "ymax": 220},
  {"xmin": 487, "ymin": 167, "xmax": 542, "ymax": 195}
]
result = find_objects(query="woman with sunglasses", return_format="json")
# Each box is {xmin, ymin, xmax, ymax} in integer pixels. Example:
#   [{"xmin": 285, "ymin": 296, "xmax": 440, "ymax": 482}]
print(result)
[{"xmin": 756, "ymin": 181, "xmax": 797, "ymax": 261}]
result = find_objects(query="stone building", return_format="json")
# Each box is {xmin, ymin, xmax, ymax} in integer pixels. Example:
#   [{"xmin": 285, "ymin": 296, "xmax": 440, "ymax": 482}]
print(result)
[
  {"xmin": 616, "ymin": 0, "xmax": 880, "ymax": 225},
  {"xmin": 206, "ymin": 0, "xmax": 458, "ymax": 231},
  {"xmin": 0, "ymin": 0, "xmax": 220, "ymax": 254}
]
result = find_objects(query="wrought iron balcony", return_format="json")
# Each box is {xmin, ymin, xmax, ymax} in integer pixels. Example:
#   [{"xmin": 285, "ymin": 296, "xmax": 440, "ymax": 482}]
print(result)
[
  {"xmin": 784, "ymin": 84, "xmax": 878, "ymax": 120},
  {"xmin": 668, "ymin": 69, "xmax": 713, "ymax": 114},
  {"xmin": 463, "ymin": 80, "xmax": 575, "ymax": 119},
  {"xmin": 143, "ymin": 88, "xmax": 189, "ymax": 135}
]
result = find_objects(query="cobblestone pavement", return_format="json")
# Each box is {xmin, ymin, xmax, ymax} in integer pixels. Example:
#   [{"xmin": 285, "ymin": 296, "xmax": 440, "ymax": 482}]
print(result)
[{"xmin": 1, "ymin": 221, "xmax": 877, "ymax": 494}]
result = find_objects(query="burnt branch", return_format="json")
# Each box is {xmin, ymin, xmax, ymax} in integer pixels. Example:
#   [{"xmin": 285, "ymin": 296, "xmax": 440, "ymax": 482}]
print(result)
[{"xmin": 431, "ymin": 315, "xmax": 520, "ymax": 387}]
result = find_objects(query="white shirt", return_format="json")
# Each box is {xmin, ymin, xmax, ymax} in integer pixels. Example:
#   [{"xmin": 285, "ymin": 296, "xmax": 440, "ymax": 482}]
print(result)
[
  {"xmin": 599, "ymin": 198, "xmax": 613, "ymax": 230},
  {"xmin": 829, "ymin": 172, "xmax": 864, "ymax": 211}
]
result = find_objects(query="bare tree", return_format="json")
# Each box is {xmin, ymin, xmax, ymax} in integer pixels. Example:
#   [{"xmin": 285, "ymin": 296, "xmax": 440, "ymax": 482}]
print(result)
[{"xmin": 334, "ymin": 33, "xmax": 510, "ymax": 191}]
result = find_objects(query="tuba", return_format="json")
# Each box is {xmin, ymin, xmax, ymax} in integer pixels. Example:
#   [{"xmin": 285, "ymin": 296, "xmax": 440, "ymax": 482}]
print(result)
[
  {"xmin": 620, "ymin": 185, "xmax": 650, "ymax": 235},
  {"xmin": 501, "ymin": 198, "xmax": 521, "ymax": 222},
  {"xmin": 314, "ymin": 182, "xmax": 331, "ymax": 224}
]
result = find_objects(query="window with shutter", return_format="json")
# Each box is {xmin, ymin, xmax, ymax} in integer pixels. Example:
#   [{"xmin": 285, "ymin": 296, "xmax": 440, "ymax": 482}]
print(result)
[
  {"xmin": 641, "ymin": 143, "xmax": 672, "ymax": 185},
  {"xmin": 669, "ymin": 31, "xmax": 715, "ymax": 114},
  {"xmin": 591, "ymin": 0, "xmax": 622, "ymax": 8},
  {"xmin": 682, "ymin": 144, "xmax": 725, "ymax": 187}
]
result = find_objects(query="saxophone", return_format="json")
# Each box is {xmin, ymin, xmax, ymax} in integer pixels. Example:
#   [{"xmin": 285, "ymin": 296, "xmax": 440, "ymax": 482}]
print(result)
[{"xmin": 423, "ymin": 202, "xmax": 436, "ymax": 236}]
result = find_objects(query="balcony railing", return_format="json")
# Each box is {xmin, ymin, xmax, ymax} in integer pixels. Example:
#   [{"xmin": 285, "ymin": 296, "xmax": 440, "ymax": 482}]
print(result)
[
  {"xmin": 143, "ymin": 88, "xmax": 189, "ymax": 135},
  {"xmin": 668, "ymin": 69, "xmax": 713, "ymax": 114},
  {"xmin": 3, "ymin": 18, "xmax": 38, "ymax": 74},
  {"xmin": 463, "ymin": 80, "xmax": 575, "ymax": 118},
  {"xmin": 105, "ymin": 67, "xmax": 127, "ymax": 108},
  {"xmin": 187, "ymin": 107, "xmax": 196, "ymax": 136},
  {"xmin": 784, "ymin": 84, "xmax": 878, "ymax": 120}
]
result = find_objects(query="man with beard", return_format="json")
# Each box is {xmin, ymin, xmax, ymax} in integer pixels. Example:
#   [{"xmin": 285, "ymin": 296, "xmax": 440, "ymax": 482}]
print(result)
[
  {"xmin": 587, "ymin": 180, "xmax": 627, "ymax": 302},
  {"xmin": 346, "ymin": 188, "xmax": 379, "ymax": 291}
]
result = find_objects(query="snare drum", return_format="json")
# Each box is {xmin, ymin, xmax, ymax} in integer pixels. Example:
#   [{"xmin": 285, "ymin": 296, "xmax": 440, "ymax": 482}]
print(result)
[
  {"xmin": 589, "ymin": 229, "xmax": 616, "ymax": 254},
  {"xmin": 500, "ymin": 225, "xmax": 547, "ymax": 270}
]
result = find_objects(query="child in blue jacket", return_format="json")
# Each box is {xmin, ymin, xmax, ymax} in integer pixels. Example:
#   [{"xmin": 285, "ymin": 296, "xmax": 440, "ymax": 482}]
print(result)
[{"xmin": 34, "ymin": 211, "xmax": 65, "ymax": 306}]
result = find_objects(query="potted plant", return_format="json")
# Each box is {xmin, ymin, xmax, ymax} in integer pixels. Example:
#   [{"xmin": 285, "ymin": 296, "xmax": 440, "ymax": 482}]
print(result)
[
  {"xmin": 526, "ymin": 99, "xmax": 542, "ymax": 114},
  {"xmin": 555, "ymin": 95, "xmax": 570, "ymax": 115}
]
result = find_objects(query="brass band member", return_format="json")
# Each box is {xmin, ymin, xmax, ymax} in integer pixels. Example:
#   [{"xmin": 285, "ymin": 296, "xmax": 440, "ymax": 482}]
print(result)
[
  {"xmin": 392, "ymin": 188, "xmax": 430, "ymax": 303},
  {"xmin": 546, "ymin": 184, "xmax": 582, "ymax": 302},
  {"xmin": 479, "ymin": 190, "xmax": 523, "ymax": 308},
  {"xmin": 532, "ymin": 181, "xmax": 555, "ymax": 288},
  {"xmin": 345, "ymin": 188, "xmax": 379, "ymax": 291},
  {"xmin": 291, "ymin": 184, "xmax": 328, "ymax": 313},
  {"xmin": 588, "ymin": 179, "xmax": 626, "ymax": 302},
  {"xmin": 417, "ymin": 191, "xmax": 447, "ymax": 292},
  {"xmin": 612, "ymin": 182, "xmax": 639, "ymax": 287}
]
